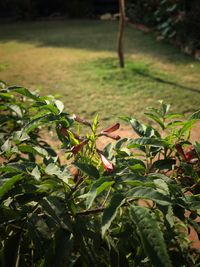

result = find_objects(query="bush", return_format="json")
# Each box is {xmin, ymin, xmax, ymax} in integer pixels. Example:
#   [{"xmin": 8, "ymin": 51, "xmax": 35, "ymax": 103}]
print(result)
[
  {"xmin": 126, "ymin": 0, "xmax": 200, "ymax": 53},
  {"xmin": 0, "ymin": 82, "xmax": 200, "ymax": 266}
]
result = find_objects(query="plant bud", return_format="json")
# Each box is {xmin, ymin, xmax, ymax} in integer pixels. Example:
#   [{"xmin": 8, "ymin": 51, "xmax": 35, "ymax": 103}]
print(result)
[
  {"xmin": 71, "ymin": 139, "xmax": 88, "ymax": 154},
  {"xmin": 72, "ymin": 114, "xmax": 91, "ymax": 127},
  {"xmin": 102, "ymin": 123, "xmax": 120, "ymax": 133},
  {"xmin": 58, "ymin": 125, "xmax": 69, "ymax": 137},
  {"xmin": 99, "ymin": 132, "xmax": 121, "ymax": 140},
  {"xmin": 175, "ymin": 143, "xmax": 187, "ymax": 162},
  {"xmin": 98, "ymin": 151, "xmax": 114, "ymax": 173}
]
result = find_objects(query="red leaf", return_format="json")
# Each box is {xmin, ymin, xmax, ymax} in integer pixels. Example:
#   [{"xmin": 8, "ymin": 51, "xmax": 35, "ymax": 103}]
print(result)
[
  {"xmin": 71, "ymin": 139, "xmax": 88, "ymax": 154},
  {"xmin": 102, "ymin": 123, "xmax": 120, "ymax": 133},
  {"xmin": 73, "ymin": 114, "xmax": 91, "ymax": 127}
]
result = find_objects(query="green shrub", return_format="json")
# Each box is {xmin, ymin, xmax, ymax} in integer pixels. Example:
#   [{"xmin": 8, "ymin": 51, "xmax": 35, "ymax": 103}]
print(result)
[
  {"xmin": 126, "ymin": 0, "xmax": 200, "ymax": 53},
  {"xmin": 0, "ymin": 82, "xmax": 200, "ymax": 266}
]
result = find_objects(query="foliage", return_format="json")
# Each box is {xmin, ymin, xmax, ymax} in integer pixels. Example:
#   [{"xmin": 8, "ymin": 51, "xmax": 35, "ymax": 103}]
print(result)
[
  {"xmin": 126, "ymin": 0, "xmax": 200, "ymax": 52},
  {"xmin": 0, "ymin": 82, "xmax": 200, "ymax": 266},
  {"xmin": 0, "ymin": 0, "xmax": 94, "ymax": 19}
]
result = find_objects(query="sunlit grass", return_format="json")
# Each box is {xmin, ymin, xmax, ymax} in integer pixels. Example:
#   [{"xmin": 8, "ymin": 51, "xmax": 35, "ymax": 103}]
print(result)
[{"xmin": 0, "ymin": 20, "xmax": 200, "ymax": 125}]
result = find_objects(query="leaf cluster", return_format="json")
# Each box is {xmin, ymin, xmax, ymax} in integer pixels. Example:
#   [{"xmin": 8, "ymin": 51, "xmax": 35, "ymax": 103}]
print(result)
[{"xmin": 0, "ymin": 83, "xmax": 200, "ymax": 266}]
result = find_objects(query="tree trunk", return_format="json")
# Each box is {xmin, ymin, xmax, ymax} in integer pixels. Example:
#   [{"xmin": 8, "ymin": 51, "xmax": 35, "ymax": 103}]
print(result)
[{"xmin": 117, "ymin": 0, "xmax": 126, "ymax": 68}]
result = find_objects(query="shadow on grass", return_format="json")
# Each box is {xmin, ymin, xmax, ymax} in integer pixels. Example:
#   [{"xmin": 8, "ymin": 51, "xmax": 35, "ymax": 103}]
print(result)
[
  {"xmin": 132, "ymin": 68, "xmax": 200, "ymax": 94},
  {"xmin": 0, "ymin": 19, "xmax": 197, "ymax": 66},
  {"xmin": 89, "ymin": 58, "xmax": 200, "ymax": 94}
]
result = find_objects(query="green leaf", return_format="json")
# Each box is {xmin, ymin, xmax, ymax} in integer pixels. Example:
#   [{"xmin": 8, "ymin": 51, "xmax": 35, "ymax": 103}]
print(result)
[
  {"xmin": 102, "ymin": 193, "xmax": 125, "ymax": 237},
  {"xmin": 151, "ymin": 159, "xmax": 176, "ymax": 171},
  {"xmin": 194, "ymin": 142, "xmax": 200, "ymax": 158},
  {"xmin": 179, "ymin": 120, "xmax": 196, "ymax": 137},
  {"xmin": 126, "ymin": 186, "xmax": 171, "ymax": 205},
  {"xmin": 75, "ymin": 162, "xmax": 99, "ymax": 179},
  {"xmin": 55, "ymin": 100, "xmax": 64, "ymax": 114},
  {"xmin": 4, "ymin": 104, "xmax": 23, "ymax": 117},
  {"xmin": 189, "ymin": 110, "xmax": 200, "ymax": 120},
  {"xmin": 13, "ymin": 130, "xmax": 30, "ymax": 142},
  {"xmin": 0, "ymin": 174, "xmax": 23, "ymax": 198},
  {"xmin": 31, "ymin": 166, "xmax": 41, "ymax": 181},
  {"xmin": 128, "ymin": 137, "xmax": 167, "ymax": 148},
  {"xmin": 130, "ymin": 205, "xmax": 172, "ymax": 267},
  {"xmin": 85, "ymin": 179, "xmax": 114, "ymax": 209},
  {"xmin": 23, "ymin": 114, "xmax": 50, "ymax": 133},
  {"xmin": 165, "ymin": 113, "xmax": 183, "ymax": 120},
  {"xmin": 129, "ymin": 118, "xmax": 160, "ymax": 138},
  {"xmin": 45, "ymin": 164, "xmax": 69, "ymax": 182},
  {"xmin": 144, "ymin": 112, "xmax": 165, "ymax": 129},
  {"xmin": 8, "ymin": 86, "xmax": 39, "ymax": 100},
  {"xmin": 161, "ymin": 102, "xmax": 170, "ymax": 116},
  {"xmin": 1, "ymin": 139, "xmax": 12, "ymax": 152}
]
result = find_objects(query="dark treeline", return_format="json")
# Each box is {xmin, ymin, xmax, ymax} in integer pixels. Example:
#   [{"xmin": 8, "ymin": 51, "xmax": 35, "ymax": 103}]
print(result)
[{"xmin": 0, "ymin": 0, "xmax": 118, "ymax": 20}]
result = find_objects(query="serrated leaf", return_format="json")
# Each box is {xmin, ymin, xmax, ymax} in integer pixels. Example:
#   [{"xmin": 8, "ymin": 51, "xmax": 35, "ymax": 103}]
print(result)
[
  {"xmin": 130, "ymin": 205, "xmax": 172, "ymax": 267},
  {"xmin": 102, "ymin": 193, "xmax": 125, "ymax": 237}
]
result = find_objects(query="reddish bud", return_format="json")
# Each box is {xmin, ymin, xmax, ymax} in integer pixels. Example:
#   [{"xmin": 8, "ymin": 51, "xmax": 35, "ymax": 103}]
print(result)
[
  {"xmin": 71, "ymin": 139, "xmax": 88, "ymax": 154},
  {"xmin": 58, "ymin": 125, "xmax": 84, "ymax": 141},
  {"xmin": 102, "ymin": 123, "xmax": 120, "ymax": 133},
  {"xmin": 98, "ymin": 151, "xmax": 114, "ymax": 173},
  {"xmin": 185, "ymin": 145, "xmax": 197, "ymax": 161},
  {"xmin": 58, "ymin": 126, "xmax": 69, "ymax": 137},
  {"xmin": 99, "ymin": 132, "xmax": 121, "ymax": 140},
  {"xmin": 73, "ymin": 114, "xmax": 91, "ymax": 127},
  {"xmin": 175, "ymin": 144, "xmax": 187, "ymax": 162}
]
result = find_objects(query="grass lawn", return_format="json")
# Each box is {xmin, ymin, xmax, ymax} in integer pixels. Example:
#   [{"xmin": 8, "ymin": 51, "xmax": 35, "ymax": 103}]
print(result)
[{"xmin": 0, "ymin": 19, "xmax": 200, "ymax": 126}]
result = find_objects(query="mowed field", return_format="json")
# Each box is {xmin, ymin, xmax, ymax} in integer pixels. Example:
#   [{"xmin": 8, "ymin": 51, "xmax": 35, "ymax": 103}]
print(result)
[{"xmin": 0, "ymin": 19, "xmax": 200, "ymax": 126}]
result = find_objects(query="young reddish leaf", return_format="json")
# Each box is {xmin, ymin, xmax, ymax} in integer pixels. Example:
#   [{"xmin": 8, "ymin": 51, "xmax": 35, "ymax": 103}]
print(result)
[
  {"xmin": 175, "ymin": 143, "xmax": 187, "ymax": 162},
  {"xmin": 185, "ymin": 145, "xmax": 198, "ymax": 161},
  {"xmin": 72, "ymin": 114, "xmax": 91, "ymax": 127},
  {"xmin": 71, "ymin": 139, "xmax": 88, "ymax": 154},
  {"xmin": 99, "ymin": 132, "xmax": 121, "ymax": 140},
  {"xmin": 58, "ymin": 125, "xmax": 84, "ymax": 141},
  {"xmin": 58, "ymin": 125, "xmax": 69, "ymax": 137},
  {"xmin": 102, "ymin": 123, "xmax": 120, "ymax": 133}
]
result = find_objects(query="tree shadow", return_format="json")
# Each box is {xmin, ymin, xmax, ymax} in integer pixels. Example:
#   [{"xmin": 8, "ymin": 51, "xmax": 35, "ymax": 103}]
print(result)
[
  {"xmin": 132, "ymin": 67, "xmax": 200, "ymax": 94},
  {"xmin": 89, "ymin": 57, "xmax": 200, "ymax": 95},
  {"xmin": 0, "ymin": 19, "xmax": 198, "ymax": 66}
]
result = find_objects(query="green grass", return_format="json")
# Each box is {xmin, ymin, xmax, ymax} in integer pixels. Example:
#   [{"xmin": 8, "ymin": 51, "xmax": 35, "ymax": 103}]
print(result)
[{"xmin": 0, "ymin": 19, "xmax": 200, "ymax": 126}]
